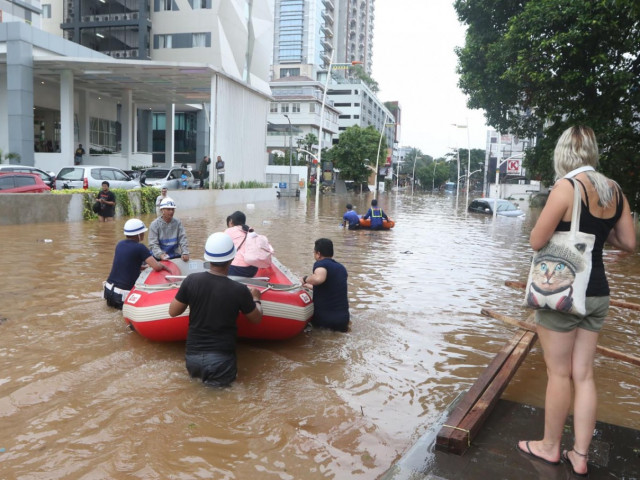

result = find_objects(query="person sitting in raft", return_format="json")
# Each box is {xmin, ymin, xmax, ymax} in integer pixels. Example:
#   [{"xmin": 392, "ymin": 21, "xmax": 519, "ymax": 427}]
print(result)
[
  {"xmin": 224, "ymin": 210, "xmax": 261, "ymax": 277},
  {"xmin": 341, "ymin": 203, "xmax": 360, "ymax": 230},
  {"xmin": 149, "ymin": 198, "xmax": 190, "ymax": 261},
  {"xmin": 301, "ymin": 238, "xmax": 350, "ymax": 332},
  {"xmin": 104, "ymin": 219, "xmax": 170, "ymax": 310},
  {"xmin": 362, "ymin": 199, "xmax": 389, "ymax": 230}
]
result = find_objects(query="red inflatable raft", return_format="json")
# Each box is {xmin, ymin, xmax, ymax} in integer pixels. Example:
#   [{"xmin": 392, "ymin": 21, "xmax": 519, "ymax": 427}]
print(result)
[
  {"xmin": 123, "ymin": 257, "xmax": 313, "ymax": 341},
  {"xmin": 358, "ymin": 217, "xmax": 395, "ymax": 229}
]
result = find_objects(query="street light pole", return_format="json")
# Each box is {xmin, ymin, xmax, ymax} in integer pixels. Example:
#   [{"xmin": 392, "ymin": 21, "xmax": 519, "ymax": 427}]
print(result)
[
  {"xmin": 284, "ymin": 114, "xmax": 293, "ymax": 194},
  {"xmin": 452, "ymin": 122, "xmax": 471, "ymax": 207},
  {"xmin": 375, "ymin": 118, "xmax": 394, "ymax": 199},
  {"xmin": 412, "ymin": 151, "xmax": 419, "ymax": 196},
  {"xmin": 316, "ymin": 54, "xmax": 362, "ymax": 206}
]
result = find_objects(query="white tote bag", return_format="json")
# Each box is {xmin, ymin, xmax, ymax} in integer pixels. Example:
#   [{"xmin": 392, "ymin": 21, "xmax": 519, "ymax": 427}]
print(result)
[{"xmin": 524, "ymin": 179, "xmax": 595, "ymax": 317}]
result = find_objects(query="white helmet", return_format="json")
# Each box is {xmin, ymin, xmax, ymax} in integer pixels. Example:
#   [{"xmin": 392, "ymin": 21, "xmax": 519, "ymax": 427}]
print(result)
[
  {"xmin": 123, "ymin": 218, "xmax": 148, "ymax": 236},
  {"xmin": 204, "ymin": 232, "xmax": 236, "ymax": 263},
  {"xmin": 159, "ymin": 197, "xmax": 177, "ymax": 210}
]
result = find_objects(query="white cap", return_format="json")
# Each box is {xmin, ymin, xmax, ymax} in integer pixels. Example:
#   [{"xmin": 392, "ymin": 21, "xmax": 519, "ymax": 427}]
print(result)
[
  {"xmin": 123, "ymin": 218, "xmax": 148, "ymax": 236},
  {"xmin": 204, "ymin": 232, "xmax": 236, "ymax": 263},
  {"xmin": 159, "ymin": 197, "xmax": 177, "ymax": 209}
]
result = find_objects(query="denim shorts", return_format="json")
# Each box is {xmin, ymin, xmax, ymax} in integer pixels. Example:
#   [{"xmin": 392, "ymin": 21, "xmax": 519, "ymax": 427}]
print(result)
[
  {"xmin": 535, "ymin": 296, "xmax": 610, "ymax": 333},
  {"xmin": 185, "ymin": 352, "xmax": 237, "ymax": 387}
]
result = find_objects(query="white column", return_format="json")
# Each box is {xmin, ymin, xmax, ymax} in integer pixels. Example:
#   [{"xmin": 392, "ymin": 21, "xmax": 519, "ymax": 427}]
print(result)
[
  {"xmin": 165, "ymin": 103, "xmax": 175, "ymax": 166},
  {"xmin": 60, "ymin": 70, "xmax": 74, "ymax": 165},
  {"xmin": 78, "ymin": 90, "xmax": 90, "ymax": 151},
  {"xmin": 132, "ymin": 103, "xmax": 138, "ymax": 154},
  {"xmin": 121, "ymin": 89, "xmax": 133, "ymax": 161},
  {"xmin": 0, "ymin": 65, "xmax": 8, "ymax": 154},
  {"xmin": 209, "ymin": 74, "xmax": 217, "ymax": 189}
]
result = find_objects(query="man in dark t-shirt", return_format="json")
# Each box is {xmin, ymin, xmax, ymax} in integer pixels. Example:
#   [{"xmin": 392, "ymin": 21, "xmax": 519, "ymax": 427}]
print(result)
[
  {"xmin": 169, "ymin": 232, "xmax": 262, "ymax": 387},
  {"xmin": 302, "ymin": 238, "xmax": 350, "ymax": 332},
  {"xmin": 96, "ymin": 181, "xmax": 116, "ymax": 222},
  {"xmin": 104, "ymin": 219, "xmax": 169, "ymax": 309}
]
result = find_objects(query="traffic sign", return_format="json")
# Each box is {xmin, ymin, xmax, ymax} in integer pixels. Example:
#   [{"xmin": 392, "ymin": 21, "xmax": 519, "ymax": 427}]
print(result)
[{"xmin": 507, "ymin": 159, "xmax": 521, "ymax": 174}]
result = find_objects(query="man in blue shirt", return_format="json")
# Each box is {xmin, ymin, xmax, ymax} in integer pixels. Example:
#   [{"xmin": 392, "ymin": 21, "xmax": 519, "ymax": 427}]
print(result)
[
  {"xmin": 104, "ymin": 219, "xmax": 170, "ymax": 309},
  {"xmin": 342, "ymin": 203, "xmax": 360, "ymax": 230},
  {"xmin": 362, "ymin": 199, "xmax": 389, "ymax": 230},
  {"xmin": 301, "ymin": 238, "xmax": 349, "ymax": 332}
]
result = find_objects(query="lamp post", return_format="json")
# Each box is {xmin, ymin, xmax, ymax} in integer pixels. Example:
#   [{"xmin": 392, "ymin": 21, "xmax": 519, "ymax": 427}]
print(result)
[
  {"xmin": 411, "ymin": 151, "xmax": 420, "ymax": 195},
  {"xmin": 452, "ymin": 121, "xmax": 471, "ymax": 207},
  {"xmin": 316, "ymin": 54, "xmax": 363, "ymax": 206},
  {"xmin": 374, "ymin": 119, "xmax": 394, "ymax": 199},
  {"xmin": 284, "ymin": 114, "xmax": 293, "ymax": 195}
]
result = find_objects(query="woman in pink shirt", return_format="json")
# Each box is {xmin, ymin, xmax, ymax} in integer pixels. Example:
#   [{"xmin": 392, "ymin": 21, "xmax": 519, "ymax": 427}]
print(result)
[{"xmin": 224, "ymin": 211, "xmax": 258, "ymax": 277}]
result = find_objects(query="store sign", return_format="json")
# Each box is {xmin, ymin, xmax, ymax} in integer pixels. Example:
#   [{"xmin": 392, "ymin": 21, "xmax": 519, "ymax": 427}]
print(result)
[{"xmin": 507, "ymin": 159, "xmax": 521, "ymax": 174}]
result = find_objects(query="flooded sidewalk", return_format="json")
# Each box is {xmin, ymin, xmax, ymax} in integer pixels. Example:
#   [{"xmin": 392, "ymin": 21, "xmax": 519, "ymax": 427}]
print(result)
[{"xmin": 383, "ymin": 399, "xmax": 640, "ymax": 479}]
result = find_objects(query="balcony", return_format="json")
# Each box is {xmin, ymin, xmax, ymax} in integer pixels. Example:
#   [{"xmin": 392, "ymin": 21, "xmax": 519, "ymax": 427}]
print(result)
[
  {"xmin": 320, "ymin": 37, "xmax": 333, "ymax": 51},
  {"xmin": 321, "ymin": 0, "xmax": 335, "ymax": 11},
  {"xmin": 321, "ymin": 23, "xmax": 333, "ymax": 38},
  {"xmin": 321, "ymin": 9, "xmax": 334, "ymax": 25}
]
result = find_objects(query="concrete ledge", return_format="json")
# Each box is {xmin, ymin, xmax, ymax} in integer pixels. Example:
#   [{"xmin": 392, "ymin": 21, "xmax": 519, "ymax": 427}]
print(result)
[{"xmin": 0, "ymin": 188, "xmax": 279, "ymax": 225}]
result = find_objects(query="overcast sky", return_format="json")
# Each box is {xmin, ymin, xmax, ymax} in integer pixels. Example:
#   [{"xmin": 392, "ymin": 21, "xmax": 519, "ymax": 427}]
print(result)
[{"xmin": 371, "ymin": 0, "xmax": 489, "ymax": 158}]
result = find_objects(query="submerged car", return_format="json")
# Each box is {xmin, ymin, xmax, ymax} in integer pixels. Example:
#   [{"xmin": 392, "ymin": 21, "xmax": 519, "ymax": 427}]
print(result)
[
  {"xmin": 0, "ymin": 172, "xmax": 51, "ymax": 193},
  {"xmin": 140, "ymin": 167, "xmax": 196, "ymax": 189},
  {"xmin": 468, "ymin": 198, "xmax": 525, "ymax": 217},
  {"xmin": 55, "ymin": 166, "xmax": 140, "ymax": 190}
]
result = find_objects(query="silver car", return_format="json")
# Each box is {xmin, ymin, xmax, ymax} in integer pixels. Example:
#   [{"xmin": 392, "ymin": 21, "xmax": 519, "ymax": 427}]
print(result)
[
  {"xmin": 468, "ymin": 198, "xmax": 525, "ymax": 217},
  {"xmin": 141, "ymin": 167, "xmax": 196, "ymax": 189},
  {"xmin": 55, "ymin": 166, "xmax": 140, "ymax": 190}
]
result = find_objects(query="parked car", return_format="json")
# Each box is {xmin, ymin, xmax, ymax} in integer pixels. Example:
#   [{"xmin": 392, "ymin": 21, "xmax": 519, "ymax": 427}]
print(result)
[
  {"xmin": 140, "ymin": 167, "xmax": 196, "ymax": 189},
  {"xmin": 0, "ymin": 164, "xmax": 56, "ymax": 189},
  {"xmin": 0, "ymin": 172, "xmax": 51, "ymax": 193},
  {"xmin": 468, "ymin": 198, "xmax": 525, "ymax": 217},
  {"xmin": 55, "ymin": 166, "xmax": 140, "ymax": 190}
]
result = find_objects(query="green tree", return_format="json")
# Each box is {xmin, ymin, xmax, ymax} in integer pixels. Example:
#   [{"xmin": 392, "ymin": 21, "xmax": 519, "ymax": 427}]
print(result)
[
  {"xmin": 329, "ymin": 125, "xmax": 387, "ymax": 184},
  {"xmin": 455, "ymin": 0, "xmax": 640, "ymax": 207},
  {"xmin": 351, "ymin": 65, "xmax": 380, "ymax": 93},
  {"xmin": 303, "ymin": 133, "xmax": 318, "ymax": 152}
]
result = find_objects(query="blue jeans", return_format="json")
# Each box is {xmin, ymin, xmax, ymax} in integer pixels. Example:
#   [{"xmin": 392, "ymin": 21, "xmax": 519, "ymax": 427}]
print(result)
[{"xmin": 185, "ymin": 352, "xmax": 237, "ymax": 387}]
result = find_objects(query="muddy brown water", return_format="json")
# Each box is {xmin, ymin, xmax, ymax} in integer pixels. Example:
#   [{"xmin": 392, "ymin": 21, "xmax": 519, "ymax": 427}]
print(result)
[{"xmin": 1, "ymin": 192, "xmax": 638, "ymax": 479}]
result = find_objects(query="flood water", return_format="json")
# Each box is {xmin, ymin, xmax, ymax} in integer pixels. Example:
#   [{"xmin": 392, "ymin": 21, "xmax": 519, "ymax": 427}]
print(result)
[{"xmin": 1, "ymin": 191, "xmax": 639, "ymax": 479}]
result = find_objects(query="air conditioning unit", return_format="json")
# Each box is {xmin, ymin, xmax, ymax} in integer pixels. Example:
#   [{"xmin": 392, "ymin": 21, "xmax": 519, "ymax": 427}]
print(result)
[
  {"xmin": 123, "ymin": 13, "xmax": 130, "ymax": 20},
  {"xmin": 114, "ymin": 52, "xmax": 122, "ymax": 58},
  {"xmin": 130, "ymin": 49, "xmax": 139, "ymax": 58},
  {"xmin": 132, "ymin": 12, "xmax": 139, "ymax": 19},
  {"xmin": 82, "ymin": 16, "xmax": 90, "ymax": 22},
  {"xmin": 113, "ymin": 15, "xmax": 120, "ymax": 20}
]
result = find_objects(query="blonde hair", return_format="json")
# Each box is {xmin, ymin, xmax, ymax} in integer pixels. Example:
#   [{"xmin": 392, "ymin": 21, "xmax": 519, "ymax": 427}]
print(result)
[{"xmin": 553, "ymin": 126, "xmax": 616, "ymax": 207}]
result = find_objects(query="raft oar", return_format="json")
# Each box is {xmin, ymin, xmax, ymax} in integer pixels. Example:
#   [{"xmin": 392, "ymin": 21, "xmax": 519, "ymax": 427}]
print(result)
[
  {"xmin": 505, "ymin": 280, "xmax": 640, "ymax": 312},
  {"xmin": 481, "ymin": 308, "xmax": 640, "ymax": 367}
]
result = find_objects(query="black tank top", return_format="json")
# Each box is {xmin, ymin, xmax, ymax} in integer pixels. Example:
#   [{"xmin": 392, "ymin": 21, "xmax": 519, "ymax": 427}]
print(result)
[{"xmin": 556, "ymin": 178, "xmax": 623, "ymax": 296}]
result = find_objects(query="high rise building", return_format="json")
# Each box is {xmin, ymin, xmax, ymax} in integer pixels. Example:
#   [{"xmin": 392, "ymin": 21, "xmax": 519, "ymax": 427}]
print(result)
[{"xmin": 334, "ymin": 0, "xmax": 374, "ymax": 74}]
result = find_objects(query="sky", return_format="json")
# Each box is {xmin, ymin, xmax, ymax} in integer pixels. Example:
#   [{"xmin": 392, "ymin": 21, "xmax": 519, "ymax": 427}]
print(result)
[{"xmin": 371, "ymin": 0, "xmax": 489, "ymax": 158}]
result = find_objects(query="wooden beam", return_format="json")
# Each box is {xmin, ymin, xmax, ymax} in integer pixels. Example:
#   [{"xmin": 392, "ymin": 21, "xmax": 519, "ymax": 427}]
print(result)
[
  {"xmin": 436, "ymin": 328, "xmax": 537, "ymax": 455},
  {"xmin": 481, "ymin": 308, "xmax": 640, "ymax": 367}
]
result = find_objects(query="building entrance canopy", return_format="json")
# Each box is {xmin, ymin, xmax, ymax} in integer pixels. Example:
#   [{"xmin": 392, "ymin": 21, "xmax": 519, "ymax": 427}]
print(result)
[{"xmin": 33, "ymin": 57, "xmax": 231, "ymax": 106}]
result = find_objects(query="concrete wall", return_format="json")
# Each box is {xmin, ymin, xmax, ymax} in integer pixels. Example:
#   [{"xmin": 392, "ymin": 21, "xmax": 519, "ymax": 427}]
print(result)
[{"xmin": 0, "ymin": 188, "xmax": 277, "ymax": 225}]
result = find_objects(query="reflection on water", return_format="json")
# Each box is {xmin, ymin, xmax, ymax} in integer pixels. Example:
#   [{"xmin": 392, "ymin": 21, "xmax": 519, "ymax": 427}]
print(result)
[{"xmin": 0, "ymin": 192, "xmax": 638, "ymax": 479}]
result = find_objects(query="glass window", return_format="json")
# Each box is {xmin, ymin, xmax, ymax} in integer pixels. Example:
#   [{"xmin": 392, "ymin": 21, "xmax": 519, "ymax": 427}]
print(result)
[
  {"xmin": 192, "ymin": 33, "xmax": 206, "ymax": 47},
  {"xmin": 270, "ymin": 103, "xmax": 278, "ymax": 113},
  {"xmin": 15, "ymin": 176, "xmax": 36, "ymax": 187},
  {"xmin": 281, "ymin": 104, "xmax": 289, "ymax": 113},
  {"xmin": 42, "ymin": 4, "xmax": 52, "ymax": 18},
  {"xmin": 291, "ymin": 103, "xmax": 300, "ymax": 113},
  {"xmin": 309, "ymin": 104, "xmax": 315, "ymax": 113}
]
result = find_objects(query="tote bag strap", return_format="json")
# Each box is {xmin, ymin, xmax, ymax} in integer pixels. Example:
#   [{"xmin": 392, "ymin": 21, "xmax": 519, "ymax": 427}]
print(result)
[{"xmin": 568, "ymin": 178, "xmax": 583, "ymax": 238}]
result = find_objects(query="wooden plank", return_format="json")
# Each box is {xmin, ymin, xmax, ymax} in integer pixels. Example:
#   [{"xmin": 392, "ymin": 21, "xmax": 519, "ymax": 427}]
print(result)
[
  {"xmin": 447, "ymin": 330, "xmax": 537, "ymax": 454},
  {"xmin": 505, "ymin": 280, "xmax": 640, "ymax": 311},
  {"xmin": 482, "ymin": 308, "xmax": 640, "ymax": 367},
  {"xmin": 436, "ymin": 330, "xmax": 529, "ymax": 452}
]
